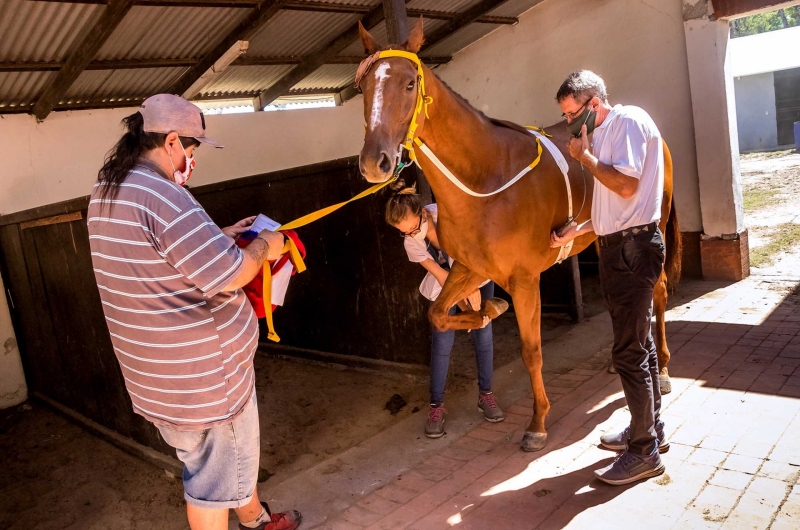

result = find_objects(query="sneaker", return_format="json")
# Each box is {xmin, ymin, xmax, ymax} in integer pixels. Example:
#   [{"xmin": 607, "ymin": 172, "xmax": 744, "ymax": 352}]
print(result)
[
  {"xmin": 238, "ymin": 502, "xmax": 302, "ymax": 530},
  {"xmin": 594, "ymin": 449, "xmax": 665, "ymax": 486},
  {"xmin": 599, "ymin": 421, "xmax": 670, "ymax": 453},
  {"xmin": 425, "ymin": 405, "xmax": 447, "ymax": 438},
  {"xmin": 477, "ymin": 392, "xmax": 505, "ymax": 423}
]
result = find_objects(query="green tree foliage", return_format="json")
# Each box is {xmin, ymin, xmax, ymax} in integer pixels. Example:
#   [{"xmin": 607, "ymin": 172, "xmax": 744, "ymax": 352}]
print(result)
[{"xmin": 730, "ymin": 7, "xmax": 800, "ymax": 38}]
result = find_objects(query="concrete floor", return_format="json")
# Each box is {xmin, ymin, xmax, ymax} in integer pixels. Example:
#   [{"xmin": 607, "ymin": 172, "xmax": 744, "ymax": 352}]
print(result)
[{"xmin": 258, "ymin": 250, "xmax": 800, "ymax": 529}]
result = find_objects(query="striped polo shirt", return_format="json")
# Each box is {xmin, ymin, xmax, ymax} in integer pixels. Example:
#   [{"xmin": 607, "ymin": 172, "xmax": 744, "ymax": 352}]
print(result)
[{"xmin": 87, "ymin": 158, "xmax": 258, "ymax": 430}]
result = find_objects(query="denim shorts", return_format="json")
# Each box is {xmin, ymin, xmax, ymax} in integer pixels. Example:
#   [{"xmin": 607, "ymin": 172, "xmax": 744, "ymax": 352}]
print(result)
[{"xmin": 156, "ymin": 388, "xmax": 260, "ymax": 509}]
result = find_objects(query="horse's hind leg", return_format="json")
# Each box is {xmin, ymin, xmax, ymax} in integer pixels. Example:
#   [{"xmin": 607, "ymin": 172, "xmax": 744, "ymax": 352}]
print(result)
[
  {"xmin": 428, "ymin": 262, "xmax": 508, "ymax": 332},
  {"xmin": 512, "ymin": 276, "xmax": 550, "ymax": 452},
  {"xmin": 654, "ymin": 270, "xmax": 672, "ymax": 394}
]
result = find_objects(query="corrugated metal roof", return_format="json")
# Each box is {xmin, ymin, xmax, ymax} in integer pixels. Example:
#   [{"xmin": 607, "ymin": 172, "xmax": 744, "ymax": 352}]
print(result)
[
  {"xmin": 62, "ymin": 67, "xmax": 188, "ymax": 104},
  {"xmin": 247, "ymin": 10, "xmax": 360, "ymax": 57},
  {"xmin": 488, "ymin": 0, "xmax": 547, "ymax": 18},
  {"xmin": 0, "ymin": 0, "xmax": 535, "ymax": 114},
  {"xmin": 406, "ymin": 0, "xmax": 483, "ymax": 13},
  {"xmin": 96, "ymin": 6, "xmax": 251, "ymax": 61},
  {"xmin": 298, "ymin": 0, "xmax": 378, "ymax": 5},
  {"xmin": 0, "ymin": 71, "xmax": 56, "ymax": 108},
  {"xmin": 290, "ymin": 64, "xmax": 356, "ymax": 91},
  {"xmin": 336, "ymin": 17, "xmax": 449, "ymax": 55},
  {"xmin": 422, "ymin": 22, "xmax": 498, "ymax": 57},
  {"xmin": 200, "ymin": 64, "xmax": 297, "ymax": 95},
  {"xmin": 0, "ymin": 0, "xmax": 102, "ymax": 62}
]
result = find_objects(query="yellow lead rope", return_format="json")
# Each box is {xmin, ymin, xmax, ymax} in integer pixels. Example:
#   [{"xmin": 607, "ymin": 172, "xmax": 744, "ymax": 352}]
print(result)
[{"xmin": 261, "ymin": 176, "xmax": 398, "ymax": 342}]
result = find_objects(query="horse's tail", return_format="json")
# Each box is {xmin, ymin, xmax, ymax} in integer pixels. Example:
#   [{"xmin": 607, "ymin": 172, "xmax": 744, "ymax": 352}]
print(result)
[{"xmin": 664, "ymin": 198, "xmax": 682, "ymax": 290}]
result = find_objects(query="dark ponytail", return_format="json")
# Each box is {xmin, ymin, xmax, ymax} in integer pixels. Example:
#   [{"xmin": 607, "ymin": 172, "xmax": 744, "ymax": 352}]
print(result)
[
  {"xmin": 97, "ymin": 112, "xmax": 199, "ymax": 203},
  {"xmin": 384, "ymin": 178, "xmax": 424, "ymax": 226}
]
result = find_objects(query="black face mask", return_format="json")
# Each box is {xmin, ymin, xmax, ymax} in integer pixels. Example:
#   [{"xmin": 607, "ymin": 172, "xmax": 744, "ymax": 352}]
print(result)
[{"xmin": 566, "ymin": 105, "xmax": 597, "ymax": 138}]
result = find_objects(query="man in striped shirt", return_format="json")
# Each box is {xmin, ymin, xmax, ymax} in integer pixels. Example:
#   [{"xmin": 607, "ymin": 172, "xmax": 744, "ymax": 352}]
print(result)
[{"xmin": 88, "ymin": 94, "xmax": 301, "ymax": 530}]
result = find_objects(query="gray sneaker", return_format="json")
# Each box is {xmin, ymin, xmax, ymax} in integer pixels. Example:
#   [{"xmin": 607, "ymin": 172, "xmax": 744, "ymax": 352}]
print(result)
[
  {"xmin": 425, "ymin": 406, "xmax": 447, "ymax": 438},
  {"xmin": 477, "ymin": 392, "xmax": 505, "ymax": 423},
  {"xmin": 600, "ymin": 421, "xmax": 670, "ymax": 453},
  {"xmin": 595, "ymin": 449, "xmax": 665, "ymax": 486}
]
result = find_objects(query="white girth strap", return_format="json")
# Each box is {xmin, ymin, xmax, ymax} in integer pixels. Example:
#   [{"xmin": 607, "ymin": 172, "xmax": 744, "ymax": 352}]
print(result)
[
  {"xmin": 412, "ymin": 129, "xmax": 574, "ymax": 265},
  {"xmin": 527, "ymin": 130, "xmax": 574, "ymax": 265},
  {"xmin": 414, "ymin": 139, "xmax": 542, "ymax": 198}
]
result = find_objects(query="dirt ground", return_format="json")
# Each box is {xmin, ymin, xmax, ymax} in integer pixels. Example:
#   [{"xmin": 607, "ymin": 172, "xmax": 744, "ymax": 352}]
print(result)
[
  {"xmin": 739, "ymin": 149, "xmax": 800, "ymax": 268},
  {"xmin": 0, "ymin": 277, "xmax": 605, "ymax": 530}
]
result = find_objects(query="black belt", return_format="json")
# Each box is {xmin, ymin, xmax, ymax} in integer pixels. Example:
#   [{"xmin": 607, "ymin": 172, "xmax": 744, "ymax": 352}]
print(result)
[{"xmin": 597, "ymin": 222, "xmax": 657, "ymax": 247}]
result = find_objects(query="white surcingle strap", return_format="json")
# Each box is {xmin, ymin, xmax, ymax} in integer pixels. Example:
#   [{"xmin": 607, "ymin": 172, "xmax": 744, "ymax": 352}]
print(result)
[{"xmin": 528, "ymin": 130, "xmax": 575, "ymax": 265}]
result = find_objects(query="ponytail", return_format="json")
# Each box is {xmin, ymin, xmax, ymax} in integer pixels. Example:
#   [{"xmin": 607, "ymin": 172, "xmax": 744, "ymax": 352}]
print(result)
[{"xmin": 385, "ymin": 178, "xmax": 424, "ymax": 226}]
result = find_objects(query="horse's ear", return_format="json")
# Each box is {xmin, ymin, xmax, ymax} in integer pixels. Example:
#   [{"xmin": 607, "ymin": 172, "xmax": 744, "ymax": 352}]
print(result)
[
  {"xmin": 359, "ymin": 21, "xmax": 380, "ymax": 54},
  {"xmin": 404, "ymin": 16, "xmax": 424, "ymax": 53}
]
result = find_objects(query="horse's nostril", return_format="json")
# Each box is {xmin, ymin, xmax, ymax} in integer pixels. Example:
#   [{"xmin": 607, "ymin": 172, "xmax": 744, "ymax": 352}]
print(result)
[{"xmin": 378, "ymin": 152, "xmax": 392, "ymax": 175}]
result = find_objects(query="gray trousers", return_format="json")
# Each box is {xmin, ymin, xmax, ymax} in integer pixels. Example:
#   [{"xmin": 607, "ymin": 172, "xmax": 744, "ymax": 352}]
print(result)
[{"xmin": 599, "ymin": 227, "xmax": 665, "ymax": 456}]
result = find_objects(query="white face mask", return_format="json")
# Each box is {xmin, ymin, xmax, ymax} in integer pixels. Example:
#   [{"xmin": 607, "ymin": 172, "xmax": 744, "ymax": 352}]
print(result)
[
  {"xmin": 413, "ymin": 216, "xmax": 429, "ymax": 242},
  {"xmin": 168, "ymin": 142, "xmax": 196, "ymax": 186}
]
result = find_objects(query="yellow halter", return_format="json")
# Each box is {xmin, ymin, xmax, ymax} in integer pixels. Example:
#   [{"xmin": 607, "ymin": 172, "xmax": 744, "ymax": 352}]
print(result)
[{"xmin": 355, "ymin": 50, "xmax": 433, "ymax": 172}]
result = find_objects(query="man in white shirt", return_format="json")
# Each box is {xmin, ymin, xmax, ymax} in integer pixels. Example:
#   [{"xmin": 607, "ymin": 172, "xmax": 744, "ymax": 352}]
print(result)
[{"xmin": 551, "ymin": 70, "xmax": 668, "ymax": 486}]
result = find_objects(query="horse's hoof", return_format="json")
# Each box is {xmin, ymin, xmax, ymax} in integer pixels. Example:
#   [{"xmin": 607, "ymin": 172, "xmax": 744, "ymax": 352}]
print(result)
[
  {"xmin": 483, "ymin": 298, "xmax": 509, "ymax": 320},
  {"xmin": 608, "ymin": 361, "xmax": 617, "ymax": 374},
  {"xmin": 520, "ymin": 431, "xmax": 547, "ymax": 452},
  {"xmin": 659, "ymin": 375, "xmax": 672, "ymax": 394}
]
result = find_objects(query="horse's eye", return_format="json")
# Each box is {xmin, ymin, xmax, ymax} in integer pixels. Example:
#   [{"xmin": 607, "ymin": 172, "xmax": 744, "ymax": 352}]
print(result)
[{"xmin": 406, "ymin": 80, "xmax": 415, "ymax": 91}]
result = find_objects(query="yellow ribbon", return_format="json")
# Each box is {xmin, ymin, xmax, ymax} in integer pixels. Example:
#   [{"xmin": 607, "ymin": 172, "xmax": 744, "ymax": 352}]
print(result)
[{"xmin": 260, "ymin": 176, "xmax": 398, "ymax": 342}]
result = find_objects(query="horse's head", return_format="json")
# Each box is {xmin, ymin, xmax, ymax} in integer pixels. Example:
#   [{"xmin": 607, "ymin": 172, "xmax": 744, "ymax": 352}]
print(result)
[{"xmin": 356, "ymin": 18, "xmax": 425, "ymax": 183}]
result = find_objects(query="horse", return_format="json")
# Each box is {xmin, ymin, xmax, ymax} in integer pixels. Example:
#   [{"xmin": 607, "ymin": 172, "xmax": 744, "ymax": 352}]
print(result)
[{"xmin": 355, "ymin": 19, "xmax": 681, "ymax": 452}]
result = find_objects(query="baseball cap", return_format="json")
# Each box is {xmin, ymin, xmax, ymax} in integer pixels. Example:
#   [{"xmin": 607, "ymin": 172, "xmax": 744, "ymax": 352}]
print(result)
[{"xmin": 139, "ymin": 94, "xmax": 223, "ymax": 148}]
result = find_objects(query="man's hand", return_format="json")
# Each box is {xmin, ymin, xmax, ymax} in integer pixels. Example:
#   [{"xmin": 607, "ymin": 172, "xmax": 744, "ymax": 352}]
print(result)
[
  {"xmin": 567, "ymin": 124, "xmax": 592, "ymax": 164},
  {"xmin": 222, "ymin": 216, "xmax": 257, "ymax": 239},
  {"xmin": 259, "ymin": 230, "xmax": 286, "ymax": 261},
  {"xmin": 550, "ymin": 220, "xmax": 595, "ymax": 248},
  {"xmin": 550, "ymin": 224, "xmax": 578, "ymax": 248}
]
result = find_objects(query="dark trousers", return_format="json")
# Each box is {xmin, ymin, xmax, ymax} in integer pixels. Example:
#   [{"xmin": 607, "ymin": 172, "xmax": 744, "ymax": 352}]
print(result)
[{"xmin": 599, "ymin": 227, "xmax": 665, "ymax": 456}]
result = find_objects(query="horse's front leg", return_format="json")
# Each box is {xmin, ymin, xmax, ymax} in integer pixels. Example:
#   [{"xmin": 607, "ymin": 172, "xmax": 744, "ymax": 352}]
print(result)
[
  {"xmin": 653, "ymin": 269, "xmax": 672, "ymax": 394},
  {"xmin": 511, "ymin": 275, "xmax": 550, "ymax": 452},
  {"xmin": 428, "ymin": 262, "xmax": 508, "ymax": 332}
]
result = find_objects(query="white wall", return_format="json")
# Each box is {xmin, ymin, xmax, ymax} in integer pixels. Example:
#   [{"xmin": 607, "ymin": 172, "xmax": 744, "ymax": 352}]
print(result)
[
  {"xmin": 735, "ymin": 73, "xmax": 779, "ymax": 152},
  {"xmin": 0, "ymin": 98, "xmax": 366, "ymax": 216},
  {"xmin": 434, "ymin": 0, "xmax": 703, "ymax": 232}
]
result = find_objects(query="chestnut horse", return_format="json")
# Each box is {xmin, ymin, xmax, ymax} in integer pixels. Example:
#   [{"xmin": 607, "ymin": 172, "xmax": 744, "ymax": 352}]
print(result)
[{"xmin": 356, "ymin": 20, "xmax": 681, "ymax": 452}]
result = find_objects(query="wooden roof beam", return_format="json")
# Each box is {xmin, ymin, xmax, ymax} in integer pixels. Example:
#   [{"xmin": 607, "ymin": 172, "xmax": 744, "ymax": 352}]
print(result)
[
  {"xmin": 167, "ymin": 0, "xmax": 289, "ymax": 96},
  {"xmin": 27, "ymin": 0, "xmax": 519, "ymax": 25},
  {"xmin": 250, "ymin": 0, "xmax": 398, "ymax": 110},
  {"xmin": 419, "ymin": 0, "xmax": 513, "ymax": 53},
  {"xmin": 1, "ymin": 55, "xmax": 450, "ymax": 72},
  {"xmin": 31, "ymin": 0, "xmax": 135, "ymax": 121}
]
